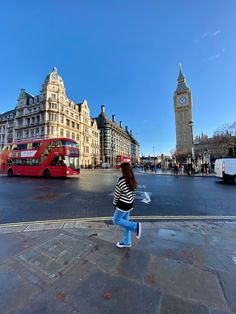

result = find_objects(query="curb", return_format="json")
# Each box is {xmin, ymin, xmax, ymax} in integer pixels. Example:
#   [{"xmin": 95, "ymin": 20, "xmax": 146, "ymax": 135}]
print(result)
[{"xmin": 1, "ymin": 216, "xmax": 236, "ymax": 234}]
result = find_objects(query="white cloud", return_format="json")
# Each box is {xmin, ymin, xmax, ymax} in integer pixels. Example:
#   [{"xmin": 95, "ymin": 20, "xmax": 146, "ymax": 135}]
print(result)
[
  {"xmin": 209, "ymin": 53, "xmax": 220, "ymax": 60},
  {"xmin": 208, "ymin": 48, "xmax": 225, "ymax": 61},
  {"xmin": 196, "ymin": 30, "xmax": 221, "ymax": 43},
  {"xmin": 213, "ymin": 30, "xmax": 221, "ymax": 36}
]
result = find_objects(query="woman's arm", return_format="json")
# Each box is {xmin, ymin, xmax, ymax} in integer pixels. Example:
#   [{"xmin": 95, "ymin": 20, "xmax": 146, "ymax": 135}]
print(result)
[{"xmin": 113, "ymin": 180, "xmax": 122, "ymax": 207}]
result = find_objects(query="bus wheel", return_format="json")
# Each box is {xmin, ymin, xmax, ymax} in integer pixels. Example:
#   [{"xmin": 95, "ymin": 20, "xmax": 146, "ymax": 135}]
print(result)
[
  {"xmin": 43, "ymin": 169, "xmax": 51, "ymax": 178},
  {"xmin": 7, "ymin": 169, "xmax": 13, "ymax": 177}
]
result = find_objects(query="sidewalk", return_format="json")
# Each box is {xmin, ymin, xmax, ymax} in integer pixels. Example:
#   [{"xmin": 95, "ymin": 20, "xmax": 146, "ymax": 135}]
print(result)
[{"xmin": 0, "ymin": 219, "xmax": 236, "ymax": 314}]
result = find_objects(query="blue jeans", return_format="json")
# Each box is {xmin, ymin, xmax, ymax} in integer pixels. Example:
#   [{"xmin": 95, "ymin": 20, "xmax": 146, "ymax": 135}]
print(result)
[{"xmin": 112, "ymin": 208, "xmax": 138, "ymax": 245}]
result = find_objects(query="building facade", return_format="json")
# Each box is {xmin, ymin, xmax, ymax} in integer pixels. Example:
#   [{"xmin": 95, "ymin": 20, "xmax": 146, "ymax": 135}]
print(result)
[
  {"xmin": 0, "ymin": 109, "xmax": 16, "ymax": 148},
  {"xmin": 96, "ymin": 105, "xmax": 140, "ymax": 165},
  {"xmin": 174, "ymin": 69, "xmax": 194, "ymax": 156},
  {"xmin": 194, "ymin": 134, "xmax": 236, "ymax": 161},
  {"xmin": 0, "ymin": 68, "xmax": 100, "ymax": 167}
]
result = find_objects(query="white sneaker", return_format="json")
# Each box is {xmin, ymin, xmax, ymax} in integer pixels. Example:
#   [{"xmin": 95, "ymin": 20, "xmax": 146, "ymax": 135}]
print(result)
[{"xmin": 116, "ymin": 242, "xmax": 131, "ymax": 248}]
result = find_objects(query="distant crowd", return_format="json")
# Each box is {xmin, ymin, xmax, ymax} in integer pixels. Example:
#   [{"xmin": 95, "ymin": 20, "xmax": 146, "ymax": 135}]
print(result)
[
  {"xmin": 81, "ymin": 161, "xmax": 214, "ymax": 175},
  {"xmin": 138, "ymin": 162, "xmax": 213, "ymax": 175}
]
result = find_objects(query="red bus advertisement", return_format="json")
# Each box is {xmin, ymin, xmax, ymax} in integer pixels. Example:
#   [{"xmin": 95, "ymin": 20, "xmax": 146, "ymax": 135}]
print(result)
[
  {"xmin": 0, "ymin": 138, "xmax": 80, "ymax": 178},
  {"xmin": 115, "ymin": 155, "xmax": 132, "ymax": 168}
]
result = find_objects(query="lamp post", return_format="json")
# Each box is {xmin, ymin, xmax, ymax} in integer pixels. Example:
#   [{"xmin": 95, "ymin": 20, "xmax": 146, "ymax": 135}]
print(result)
[
  {"xmin": 188, "ymin": 121, "xmax": 195, "ymax": 162},
  {"xmin": 111, "ymin": 143, "xmax": 115, "ymax": 167}
]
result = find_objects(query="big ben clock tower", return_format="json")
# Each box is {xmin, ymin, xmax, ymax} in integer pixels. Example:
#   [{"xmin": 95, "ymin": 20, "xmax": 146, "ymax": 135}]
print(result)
[{"xmin": 174, "ymin": 68, "xmax": 193, "ymax": 156}]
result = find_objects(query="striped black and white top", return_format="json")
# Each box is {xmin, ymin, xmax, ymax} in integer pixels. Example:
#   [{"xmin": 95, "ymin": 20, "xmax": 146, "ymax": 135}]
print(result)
[{"xmin": 113, "ymin": 176, "xmax": 136, "ymax": 211}]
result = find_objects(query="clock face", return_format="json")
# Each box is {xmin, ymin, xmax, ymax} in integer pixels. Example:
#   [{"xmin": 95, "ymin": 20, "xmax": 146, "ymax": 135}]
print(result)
[{"xmin": 178, "ymin": 96, "xmax": 187, "ymax": 105}]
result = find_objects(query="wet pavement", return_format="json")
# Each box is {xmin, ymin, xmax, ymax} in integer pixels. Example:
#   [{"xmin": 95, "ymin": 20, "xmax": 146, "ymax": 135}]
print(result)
[{"xmin": 0, "ymin": 220, "xmax": 236, "ymax": 314}]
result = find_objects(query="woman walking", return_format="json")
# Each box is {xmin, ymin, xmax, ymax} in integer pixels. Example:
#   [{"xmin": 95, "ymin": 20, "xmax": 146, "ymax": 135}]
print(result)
[{"xmin": 112, "ymin": 162, "xmax": 141, "ymax": 248}]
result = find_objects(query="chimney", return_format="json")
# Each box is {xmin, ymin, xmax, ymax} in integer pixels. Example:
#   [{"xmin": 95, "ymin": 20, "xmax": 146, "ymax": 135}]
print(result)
[
  {"xmin": 101, "ymin": 105, "xmax": 105, "ymax": 113},
  {"xmin": 130, "ymin": 130, "xmax": 133, "ymax": 135},
  {"xmin": 125, "ymin": 126, "xmax": 128, "ymax": 132},
  {"xmin": 119, "ymin": 121, "xmax": 123, "ymax": 128},
  {"xmin": 112, "ymin": 115, "xmax": 116, "ymax": 122}
]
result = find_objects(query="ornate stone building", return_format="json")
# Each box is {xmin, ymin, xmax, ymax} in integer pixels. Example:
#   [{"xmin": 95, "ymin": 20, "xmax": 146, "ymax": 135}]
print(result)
[
  {"xmin": 174, "ymin": 69, "xmax": 194, "ymax": 156},
  {"xmin": 0, "ymin": 68, "xmax": 100, "ymax": 167},
  {"xmin": 96, "ymin": 105, "xmax": 140, "ymax": 165},
  {"xmin": 0, "ymin": 109, "xmax": 16, "ymax": 148}
]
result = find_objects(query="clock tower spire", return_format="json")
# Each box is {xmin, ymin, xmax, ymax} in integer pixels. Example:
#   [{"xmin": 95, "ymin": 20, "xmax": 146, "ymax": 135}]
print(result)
[{"xmin": 174, "ymin": 67, "xmax": 194, "ymax": 157}]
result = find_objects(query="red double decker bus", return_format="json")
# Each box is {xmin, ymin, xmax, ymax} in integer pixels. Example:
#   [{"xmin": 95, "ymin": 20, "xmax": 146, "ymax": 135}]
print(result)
[
  {"xmin": 115, "ymin": 155, "xmax": 132, "ymax": 168},
  {"xmin": 0, "ymin": 138, "xmax": 80, "ymax": 178}
]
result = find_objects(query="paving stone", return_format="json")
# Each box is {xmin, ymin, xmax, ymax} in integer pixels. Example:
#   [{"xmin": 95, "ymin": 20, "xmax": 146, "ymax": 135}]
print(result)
[
  {"xmin": 18, "ymin": 233, "xmax": 93, "ymax": 279},
  {"xmin": 0, "ymin": 232, "xmax": 30, "ymax": 262},
  {"xmin": 191, "ymin": 246, "xmax": 235, "ymax": 273},
  {"xmin": 22, "ymin": 229, "xmax": 61, "ymax": 243},
  {"xmin": 157, "ymin": 228, "xmax": 205, "ymax": 246},
  {"xmin": 136, "ymin": 233, "xmax": 196, "ymax": 263},
  {"xmin": 211, "ymin": 310, "xmax": 235, "ymax": 314},
  {"xmin": 116, "ymin": 249, "xmax": 150, "ymax": 281},
  {"xmin": 67, "ymin": 228, "xmax": 123, "ymax": 244},
  {"xmin": 85, "ymin": 240, "xmax": 122, "ymax": 272},
  {"xmin": 18, "ymin": 290, "xmax": 76, "ymax": 314},
  {"xmin": 66, "ymin": 269, "xmax": 161, "ymax": 314},
  {"xmin": 160, "ymin": 294, "xmax": 210, "ymax": 314},
  {"xmin": 0, "ymin": 265, "xmax": 42, "ymax": 313},
  {"xmin": 218, "ymin": 270, "xmax": 236, "ymax": 312},
  {"xmin": 0, "ymin": 225, "xmax": 26, "ymax": 234},
  {"xmin": 145, "ymin": 255, "xmax": 227, "ymax": 310},
  {"xmin": 24, "ymin": 222, "xmax": 64, "ymax": 231}
]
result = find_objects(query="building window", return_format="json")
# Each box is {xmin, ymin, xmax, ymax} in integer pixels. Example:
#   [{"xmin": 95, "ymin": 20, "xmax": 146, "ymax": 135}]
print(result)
[
  {"xmin": 71, "ymin": 121, "xmax": 75, "ymax": 128},
  {"xmin": 60, "ymin": 129, "xmax": 64, "ymax": 136},
  {"xmin": 66, "ymin": 119, "xmax": 70, "ymax": 127},
  {"xmin": 72, "ymin": 132, "xmax": 75, "ymax": 139},
  {"xmin": 66, "ymin": 131, "xmax": 70, "ymax": 138}
]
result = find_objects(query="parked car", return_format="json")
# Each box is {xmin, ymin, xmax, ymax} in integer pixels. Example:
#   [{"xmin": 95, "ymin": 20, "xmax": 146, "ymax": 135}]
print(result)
[{"xmin": 214, "ymin": 158, "xmax": 236, "ymax": 182}]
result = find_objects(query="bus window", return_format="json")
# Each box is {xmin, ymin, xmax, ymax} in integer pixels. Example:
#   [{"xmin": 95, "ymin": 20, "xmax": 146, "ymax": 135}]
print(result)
[
  {"xmin": 64, "ymin": 156, "xmax": 80, "ymax": 169},
  {"xmin": 50, "ymin": 156, "xmax": 65, "ymax": 166},
  {"xmin": 17, "ymin": 143, "xmax": 27, "ymax": 150},
  {"xmin": 32, "ymin": 142, "xmax": 41, "ymax": 149},
  {"xmin": 61, "ymin": 140, "xmax": 78, "ymax": 148}
]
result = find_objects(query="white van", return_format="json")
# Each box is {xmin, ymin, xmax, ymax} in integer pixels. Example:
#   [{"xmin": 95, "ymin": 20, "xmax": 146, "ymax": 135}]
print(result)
[{"xmin": 214, "ymin": 158, "xmax": 236, "ymax": 182}]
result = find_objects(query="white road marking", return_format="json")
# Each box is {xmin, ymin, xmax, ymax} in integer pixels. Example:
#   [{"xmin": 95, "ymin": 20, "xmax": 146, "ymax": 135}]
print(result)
[{"xmin": 141, "ymin": 192, "xmax": 151, "ymax": 204}]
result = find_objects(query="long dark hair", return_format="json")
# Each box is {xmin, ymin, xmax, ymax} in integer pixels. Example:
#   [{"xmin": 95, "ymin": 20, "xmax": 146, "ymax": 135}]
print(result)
[{"xmin": 120, "ymin": 163, "xmax": 137, "ymax": 191}]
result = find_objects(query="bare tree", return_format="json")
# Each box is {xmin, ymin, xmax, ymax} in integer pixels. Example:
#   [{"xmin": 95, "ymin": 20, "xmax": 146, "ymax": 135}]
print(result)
[{"xmin": 213, "ymin": 122, "xmax": 236, "ymax": 157}]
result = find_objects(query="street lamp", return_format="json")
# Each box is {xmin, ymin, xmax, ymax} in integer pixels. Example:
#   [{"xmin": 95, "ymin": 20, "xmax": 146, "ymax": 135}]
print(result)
[
  {"xmin": 188, "ymin": 121, "xmax": 195, "ymax": 162},
  {"xmin": 111, "ymin": 143, "xmax": 115, "ymax": 167}
]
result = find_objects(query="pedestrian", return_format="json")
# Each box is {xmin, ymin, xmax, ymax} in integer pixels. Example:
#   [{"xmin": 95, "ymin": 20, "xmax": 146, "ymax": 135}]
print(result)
[{"xmin": 112, "ymin": 162, "xmax": 142, "ymax": 248}]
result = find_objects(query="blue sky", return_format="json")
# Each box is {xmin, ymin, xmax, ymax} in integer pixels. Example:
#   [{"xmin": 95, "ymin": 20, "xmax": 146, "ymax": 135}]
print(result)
[{"xmin": 0, "ymin": 0, "xmax": 236, "ymax": 155}]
